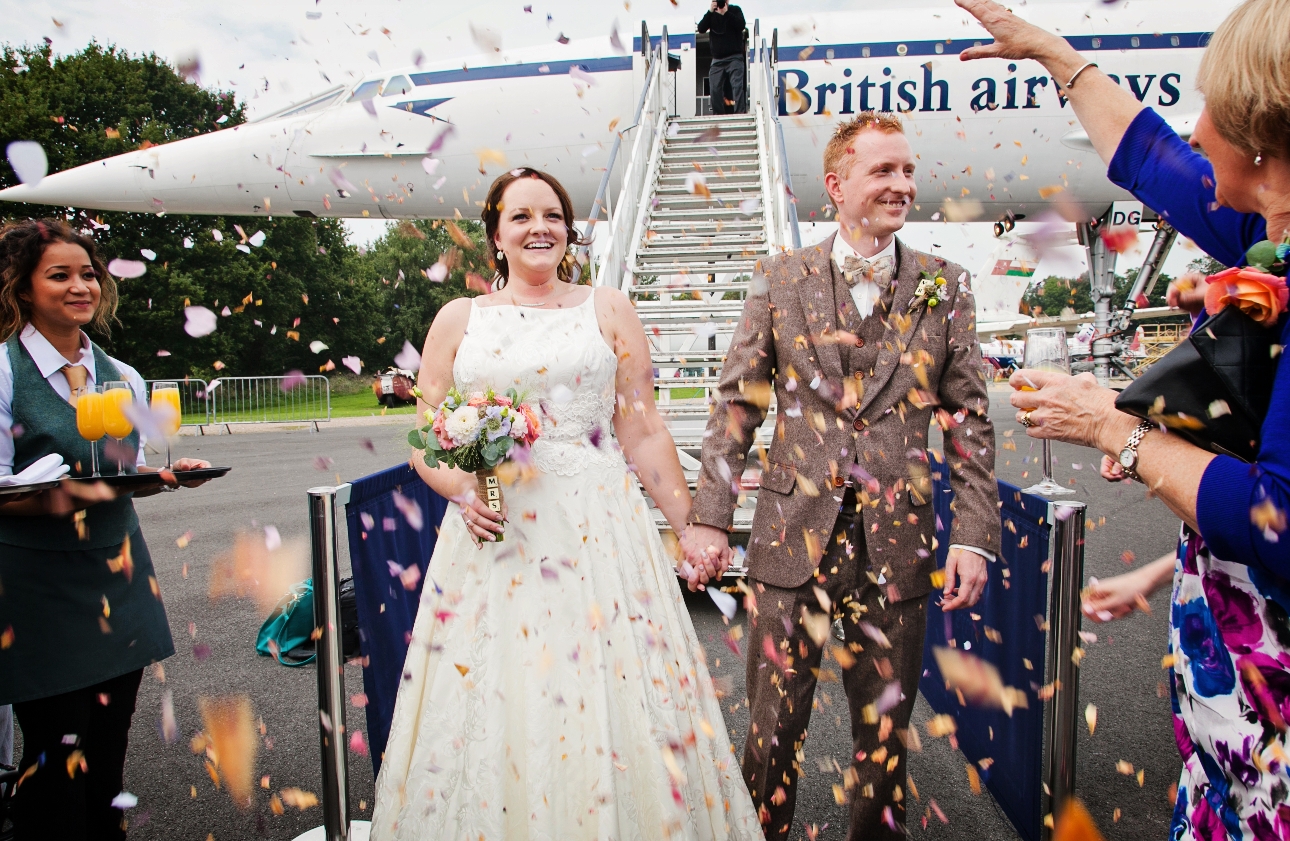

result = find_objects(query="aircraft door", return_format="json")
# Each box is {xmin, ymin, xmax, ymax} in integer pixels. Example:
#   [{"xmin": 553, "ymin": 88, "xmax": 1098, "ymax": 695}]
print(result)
[{"xmin": 694, "ymin": 33, "xmax": 712, "ymax": 116}]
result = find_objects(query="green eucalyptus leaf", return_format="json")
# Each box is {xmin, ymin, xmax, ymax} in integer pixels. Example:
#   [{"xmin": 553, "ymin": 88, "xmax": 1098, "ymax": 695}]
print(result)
[
  {"xmin": 407, "ymin": 429, "xmax": 426, "ymax": 449},
  {"xmin": 1247, "ymin": 240, "xmax": 1278, "ymax": 270}
]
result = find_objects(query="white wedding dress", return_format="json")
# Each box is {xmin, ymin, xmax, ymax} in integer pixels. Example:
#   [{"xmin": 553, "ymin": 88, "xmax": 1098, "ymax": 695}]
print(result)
[{"xmin": 370, "ymin": 293, "xmax": 763, "ymax": 841}]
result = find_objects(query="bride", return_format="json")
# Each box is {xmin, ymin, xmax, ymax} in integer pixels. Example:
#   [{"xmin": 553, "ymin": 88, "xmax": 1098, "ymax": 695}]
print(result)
[{"xmin": 370, "ymin": 167, "xmax": 764, "ymax": 840}]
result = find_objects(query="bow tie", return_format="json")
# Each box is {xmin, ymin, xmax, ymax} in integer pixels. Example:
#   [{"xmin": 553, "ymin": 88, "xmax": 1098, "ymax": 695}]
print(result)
[{"xmin": 840, "ymin": 254, "xmax": 896, "ymax": 288}]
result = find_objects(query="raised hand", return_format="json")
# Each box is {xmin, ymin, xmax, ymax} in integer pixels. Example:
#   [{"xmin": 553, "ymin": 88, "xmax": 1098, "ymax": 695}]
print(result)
[{"xmin": 954, "ymin": 0, "xmax": 1068, "ymax": 64}]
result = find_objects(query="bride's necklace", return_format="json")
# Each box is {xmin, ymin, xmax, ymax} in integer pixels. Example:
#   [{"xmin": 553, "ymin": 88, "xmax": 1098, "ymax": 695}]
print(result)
[{"xmin": 509, "ymin": 282, "xmax": 566, "ymax": 308}]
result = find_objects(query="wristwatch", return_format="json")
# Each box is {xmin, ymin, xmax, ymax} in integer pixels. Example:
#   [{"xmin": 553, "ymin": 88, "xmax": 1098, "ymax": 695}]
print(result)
[{"xmin": 1117, "ymin": 420, "xmax": 1154, "ymax": 482}]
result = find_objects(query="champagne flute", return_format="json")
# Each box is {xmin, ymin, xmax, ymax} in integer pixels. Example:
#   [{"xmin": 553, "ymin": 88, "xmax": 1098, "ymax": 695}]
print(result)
[
  {"xmin": 150, "ymin": 381, "xmax": 181, "ymax": 470},
  {"xmin": 101, "ymin": 381, "xmax": 135, "ymax": 475},
  {"xmin": 1020, "ymin": 328, "xmax": 1076, "ymax": 497},
  {"xmin": 74, "ymin": 384, "xmax": 105, "ymax": 478}
]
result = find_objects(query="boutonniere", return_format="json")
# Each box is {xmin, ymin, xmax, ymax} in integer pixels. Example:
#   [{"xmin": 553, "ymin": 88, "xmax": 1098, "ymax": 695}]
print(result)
[{"xmin": 909, "ymin": 269, "xmax": 948, "ymax": 311}]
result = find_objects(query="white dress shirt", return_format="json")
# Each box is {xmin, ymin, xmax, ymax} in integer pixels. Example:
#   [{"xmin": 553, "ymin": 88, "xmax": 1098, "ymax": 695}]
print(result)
[
  {"xmin": 831, "ymin": 233, "xmax": 897, "ymax": 319},
  {"xmin": 0, "ymin": 324, "xmax": 148, "ymax": 475},
  {"xmin": 829, "ymin": 235, "xmax": 996, "ymax": 566}
]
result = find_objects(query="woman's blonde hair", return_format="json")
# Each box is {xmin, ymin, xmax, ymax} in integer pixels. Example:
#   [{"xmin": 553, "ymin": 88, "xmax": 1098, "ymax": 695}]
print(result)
[
  {"xmin": 0, "ymin": 219, "xmax": 119, "ymax": 341},
  {"xmin": 1198, "ymin": 0, "xmax": 1290, "ymax": 160}
]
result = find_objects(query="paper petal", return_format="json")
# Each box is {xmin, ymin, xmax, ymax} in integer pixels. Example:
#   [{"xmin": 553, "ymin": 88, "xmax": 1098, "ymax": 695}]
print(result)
[
  {"xmin": 184, "ymin": 306, "xmax": 218, "ymax": 337},
  {"xmin": 6, "ymin": 141, "xmax": 47, "ymax": 186},
  {"xmin": 108, "ymin": 259, "xmax": 147, "ymax": 279},
  {"xmin": 708, "ymin": 587, "xmax": 737, "ymax": 619},
  {"xmin": 394, "ymin": 340, "xmax": 422, "ymax": 371}
]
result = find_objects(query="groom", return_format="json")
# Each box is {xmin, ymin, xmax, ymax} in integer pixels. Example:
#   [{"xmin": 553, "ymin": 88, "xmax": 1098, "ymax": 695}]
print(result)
[{"xmin": 684, "ymin": 112, "xmax": 1001, "ymax": 839}]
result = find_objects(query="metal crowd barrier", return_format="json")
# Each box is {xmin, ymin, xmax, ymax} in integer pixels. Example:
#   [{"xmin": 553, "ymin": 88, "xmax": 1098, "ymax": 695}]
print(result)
[
  {"xmin": 143, "ymin": 378, "xmax": 212, "ymax": 428},
  {"xmin": 297, "ymin": 486, "xmax": 1090, "ymax": 841},
  {"xmin": 207, "ymin": 375, "xmax": 331, "ymax": 433}
]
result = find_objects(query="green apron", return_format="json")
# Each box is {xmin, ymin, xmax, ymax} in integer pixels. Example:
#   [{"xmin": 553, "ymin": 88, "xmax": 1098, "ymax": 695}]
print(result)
[{"xmin": 0, "ymin": 333, "xmax": 174, "ymax": 704}]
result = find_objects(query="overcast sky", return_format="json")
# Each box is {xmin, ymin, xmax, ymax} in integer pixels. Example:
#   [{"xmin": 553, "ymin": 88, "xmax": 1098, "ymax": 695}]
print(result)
[{"xmin": 7, "ymin": 0, "xmax": 1205, "ymax": 279}]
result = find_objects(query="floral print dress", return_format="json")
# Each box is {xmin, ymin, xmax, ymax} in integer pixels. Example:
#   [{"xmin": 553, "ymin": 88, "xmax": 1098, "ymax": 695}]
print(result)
[{"xmin": 1169, "ymin": 528, "xmax": 1290, "ymax": 840}]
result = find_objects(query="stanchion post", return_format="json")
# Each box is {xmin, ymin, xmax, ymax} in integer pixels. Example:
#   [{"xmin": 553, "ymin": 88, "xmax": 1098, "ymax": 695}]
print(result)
[
  {"xmin": 308, "ymin": 485, "xmax": 352, "ymax": 841},
  {"xmin": 1043, "ymin": 501, "xmax": 1087, "ymax": 835}
]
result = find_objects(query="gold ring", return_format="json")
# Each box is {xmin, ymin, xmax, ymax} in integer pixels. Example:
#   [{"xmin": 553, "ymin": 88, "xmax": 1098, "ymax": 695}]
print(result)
[{"xmin": 1020, "ymin": 410, "xmax": 1035, "ymax": 427}]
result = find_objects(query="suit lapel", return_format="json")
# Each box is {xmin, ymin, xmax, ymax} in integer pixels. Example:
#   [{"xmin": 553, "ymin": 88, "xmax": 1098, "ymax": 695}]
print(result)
[
  {"xmin": 855, "ymin": 237, "xmax": 931, "ymax": 417},
  {"xmin": 794, "ymin": 233, "xmax": 844, "ymax": 382}
]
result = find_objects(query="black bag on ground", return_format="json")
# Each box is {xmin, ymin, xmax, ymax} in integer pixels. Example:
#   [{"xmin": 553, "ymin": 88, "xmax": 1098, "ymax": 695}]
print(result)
[{"xmin": 1115, "ymin": 306, "xmax": 1279, "ymax": 462}]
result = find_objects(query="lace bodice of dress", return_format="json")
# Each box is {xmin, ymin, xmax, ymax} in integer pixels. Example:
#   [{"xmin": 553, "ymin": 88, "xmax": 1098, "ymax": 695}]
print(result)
[{"xmin": 453, "ymin": 292, "xmax": 623, "ymax": 476}]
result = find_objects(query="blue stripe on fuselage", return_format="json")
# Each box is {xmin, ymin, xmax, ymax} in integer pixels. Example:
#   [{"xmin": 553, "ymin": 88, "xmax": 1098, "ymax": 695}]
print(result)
[
  {"xmin": 409, "ymin": 56, "xmax": 633, "ymax": 87},
  {"xmin": 400, "ymin": 31, "xmax": 1210, "ymax": 92},
  {"xmin": 631, "ymin": 31, "xmax": 1211, "ymax": 57}
]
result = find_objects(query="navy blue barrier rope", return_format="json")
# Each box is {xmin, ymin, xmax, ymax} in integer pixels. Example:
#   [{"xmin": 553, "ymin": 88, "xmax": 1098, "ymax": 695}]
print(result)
[
  {"xmin": 920, "ymin": 479, "xmax": 1052, "ymax": 841},
  {"xmin": 343, "ymin": 463, "xmax": 449, "ymax": 775}
]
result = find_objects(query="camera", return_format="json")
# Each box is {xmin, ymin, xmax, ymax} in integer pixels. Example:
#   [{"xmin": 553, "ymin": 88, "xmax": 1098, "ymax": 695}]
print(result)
[{"xmin": 716, "ymin": 0, "xmax": 727, "ymax": 8}]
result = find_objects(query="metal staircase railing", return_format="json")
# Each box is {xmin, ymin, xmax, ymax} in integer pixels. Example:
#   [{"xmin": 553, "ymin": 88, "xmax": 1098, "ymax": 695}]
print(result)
[
  {"xmin": 592, "ymin": 27, "xmax": 674, "ymax": 291},
  {"xmin": 584, "ymin": 21, "xmax": 800, "ymax": 541}
]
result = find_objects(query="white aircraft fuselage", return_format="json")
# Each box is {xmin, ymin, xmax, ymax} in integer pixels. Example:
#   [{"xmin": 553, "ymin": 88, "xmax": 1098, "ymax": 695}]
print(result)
[{"xmin": 0, "ymin": 1, "xmax": 1228, "ymax": 223}]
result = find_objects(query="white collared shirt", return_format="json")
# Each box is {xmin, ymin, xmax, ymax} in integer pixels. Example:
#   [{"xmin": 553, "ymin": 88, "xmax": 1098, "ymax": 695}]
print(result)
[
  {"xmin": 0, "ymin": 324, "xmax": 148, "ymax": 475},
  {"xmin": 832, "ymin": 233, "xmax": 897, "ymax": 319}
]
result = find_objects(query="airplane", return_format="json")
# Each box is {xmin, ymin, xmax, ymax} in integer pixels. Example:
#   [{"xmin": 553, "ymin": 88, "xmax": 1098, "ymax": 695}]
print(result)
[{"xmin": 0, "ymin": 0, "xmax": 1238, "ymax": 339}]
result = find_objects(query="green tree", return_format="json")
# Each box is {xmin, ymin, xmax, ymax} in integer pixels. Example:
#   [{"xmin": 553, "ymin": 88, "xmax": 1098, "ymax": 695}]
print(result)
[
  {"xmin": 1023, "ymin": 275, "xmax": 1095, "ymax": 316},
  {"xmin": 351, "ymin": 219, "xmax": 491, "ymax": 357},
  {"xmin": 0, "ymin": 42, "xmax": 396, "ymax": 377}
]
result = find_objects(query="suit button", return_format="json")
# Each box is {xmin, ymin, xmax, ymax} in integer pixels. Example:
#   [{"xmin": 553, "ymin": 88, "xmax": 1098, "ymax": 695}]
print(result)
[
  {"xmin": 855, "ymin": 338, "xmax": 865, "ymax": 348},
  {"xmin": 834, "ymin": 476, "xmax": 845, "ymax": 488},
  {"xmin": 854, "ymin": 372, "xmax": 863, "ymax": 380},
  {"xmin": 853, "ymin": 418, "xmax": 864, "ymax": 431}
]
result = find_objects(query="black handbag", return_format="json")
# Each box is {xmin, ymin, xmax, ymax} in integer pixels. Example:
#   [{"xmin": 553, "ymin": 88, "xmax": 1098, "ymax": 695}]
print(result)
[{"xmin": 1114, "ymin": 306, "xmax": 1280, "ymax": 462}]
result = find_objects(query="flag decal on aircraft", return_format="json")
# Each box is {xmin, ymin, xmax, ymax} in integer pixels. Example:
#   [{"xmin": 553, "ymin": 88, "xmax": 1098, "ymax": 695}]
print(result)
[
  {"xmin": 994, "ymin": 260, "xmax": 1036, "ymax": 278},
  {"xmin": 393, "ymin": 98, "xmax": 453, "ymax": 117}
]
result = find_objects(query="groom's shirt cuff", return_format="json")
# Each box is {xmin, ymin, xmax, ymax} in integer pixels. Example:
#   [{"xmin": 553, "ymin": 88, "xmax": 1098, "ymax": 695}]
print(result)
[{"xmin": 949, "ymin": 544, "xmax": 996, "ymax": 563}]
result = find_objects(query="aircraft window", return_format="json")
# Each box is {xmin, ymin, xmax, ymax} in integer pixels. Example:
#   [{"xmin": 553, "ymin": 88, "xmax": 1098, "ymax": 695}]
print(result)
[
  {"xmin": 347, "ymin": 80, "xmax": 384, "ymax": 103},
  {"xmin": 384, "ymin": 76, "xmax": 413, "ymax": 96}
]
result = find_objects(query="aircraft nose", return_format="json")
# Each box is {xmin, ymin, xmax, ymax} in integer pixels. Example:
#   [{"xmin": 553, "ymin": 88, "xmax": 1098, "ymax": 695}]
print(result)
[{"xmin": 0, "ymin": 157, "xmax": 150, "ymax": 213}]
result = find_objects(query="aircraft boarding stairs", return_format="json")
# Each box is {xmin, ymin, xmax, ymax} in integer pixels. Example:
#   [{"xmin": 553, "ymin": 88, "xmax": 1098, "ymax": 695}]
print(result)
[
  {"xmin": 589, "ymin": 25, "xmax": 801, "ymax": 555},
  {"xmin": 633, "ymin": 112, "xmax": 774, "ymax": 537}
]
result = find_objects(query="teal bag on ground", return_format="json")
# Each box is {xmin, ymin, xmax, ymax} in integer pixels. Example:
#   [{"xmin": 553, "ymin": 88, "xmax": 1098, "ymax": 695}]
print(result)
[{"xmin": 256, "ymin": 580, "xmax": 316, "ymax": 667}]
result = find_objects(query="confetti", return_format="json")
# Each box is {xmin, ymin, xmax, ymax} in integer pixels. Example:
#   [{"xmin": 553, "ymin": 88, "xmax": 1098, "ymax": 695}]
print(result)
[
  {"xmin": 1100, "ymin": 225, "xmax": 1138, "ymax": 254},
  {"xmin": 394, "ymin": 340, "xmax": 422, "ymax": 371},
  {"xmin": 208, "ymin": 532, "xmax": 309, "ymax": 616},
  {"xmin": 1085, "ymin": 703, "xmax": 1097, "ymax": 735},
  {"xmin": 184, "ymin": 306, "xmax": 217, "ymax": 337},
  {"xmin": 309, "ymin": 340, "xmax": 329, "ymax": 354},
  {"xmin": 933, "ymin": 647, "xmax": 1028, "ymax": 715},
  {"xmin": 160, "ymin": 689, "xmax": 179, "ymax": 743},
  {"xmin": 341, "ymin": 356, "xmax": 362, "ymax": 375},
  {"xmin": 108, "ymin": 259, "xmax": 146, "ymax": 279},
  {"xmin": 110, "ymin": 792, "xmax": 138, "ymax": 809},
  {"xmin": 197, "ymin": 696, "xmax": 258, "ymax": 809},
  {"xmin": 1053, "ymin": 798, "xmax": 1106, "ymax": 841},
  {"xmin": 280, "ymin": 370, "xmax": 306, "ymax": 391},
  {"xmin": 6, "ymin": 140, "xmax": 47, "ymax": 186},
  {"xmin": 708, "ymin": 587, "xmax": 737, "ymax": 618}
]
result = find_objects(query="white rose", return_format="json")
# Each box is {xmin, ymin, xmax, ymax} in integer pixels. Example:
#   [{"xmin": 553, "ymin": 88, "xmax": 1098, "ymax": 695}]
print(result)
[
  {"xmin": 509, "ymin": 412, "xmax": 528, "ymax": 439},
  {"xmin": 445, "ymin": 405, "xmax": 482, "ymax": 445}
]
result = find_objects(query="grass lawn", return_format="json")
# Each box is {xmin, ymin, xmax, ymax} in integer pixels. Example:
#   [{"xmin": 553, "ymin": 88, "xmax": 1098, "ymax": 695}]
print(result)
[
  {"xmin": 180, "ymin": 391, "xmax": 416, "ymax": 426},
  {"xmin": 657, "ymin": 387, "xmax": 705, "ymax": 400}
]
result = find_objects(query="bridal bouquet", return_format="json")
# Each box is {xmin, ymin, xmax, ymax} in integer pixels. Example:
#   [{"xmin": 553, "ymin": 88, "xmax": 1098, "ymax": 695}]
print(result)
[{"xmin": 408, "ymin": 387, "xmax": 541, "ymax": 540}]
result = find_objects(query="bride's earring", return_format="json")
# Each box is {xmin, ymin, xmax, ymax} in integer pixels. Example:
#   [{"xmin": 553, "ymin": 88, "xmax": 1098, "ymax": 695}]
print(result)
[{"xmin": 496, "ymin": 249, "xmax": 505, "ymax": 260}]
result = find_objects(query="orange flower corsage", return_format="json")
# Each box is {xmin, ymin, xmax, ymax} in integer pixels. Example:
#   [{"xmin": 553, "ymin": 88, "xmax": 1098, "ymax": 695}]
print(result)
[{"xmin": 1203, "ymin": 266, "xmax": 1289, "ymax": 327}]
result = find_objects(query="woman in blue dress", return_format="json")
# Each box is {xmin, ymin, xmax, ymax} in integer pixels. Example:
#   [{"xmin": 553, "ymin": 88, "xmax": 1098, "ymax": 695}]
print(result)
[
  {"xmin": 0, "ymin": 219, "xmax": 210, "ymax": 840},
  {"xmin": 959, "ymin": 0, "xmax": 1290, "ymax": 837}
]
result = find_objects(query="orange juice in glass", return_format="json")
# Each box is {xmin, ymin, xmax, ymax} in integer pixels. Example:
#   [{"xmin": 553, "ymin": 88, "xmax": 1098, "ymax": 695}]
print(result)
[
  {"xmin": 74, "ymin": 384, "xmax": 105, "ymax": 477},
  {"xmin": 101, "ymin": 381, "xmax": 135, "ymax": 473},
  {"xmin": 150, "ymin": 381, "xmax": 181, "ymax": 468}
]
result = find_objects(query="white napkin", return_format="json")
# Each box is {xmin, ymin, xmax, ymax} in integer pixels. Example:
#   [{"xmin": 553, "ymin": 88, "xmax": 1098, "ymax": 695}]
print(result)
[{"xmin": 0, "ymin": 453, "xmax": 71, "ymax": 487}]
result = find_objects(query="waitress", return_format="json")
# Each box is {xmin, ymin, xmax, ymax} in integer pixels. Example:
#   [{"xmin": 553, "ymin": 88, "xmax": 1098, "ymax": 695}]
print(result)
[{"xmin": 0, "ymin": 219, "xmax": 210, "ymax": 840}]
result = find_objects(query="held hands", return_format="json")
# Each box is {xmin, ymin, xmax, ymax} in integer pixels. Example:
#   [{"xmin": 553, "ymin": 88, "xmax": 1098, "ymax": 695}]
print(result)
[
  {"xmin": 679, "ymin": 523, "xmax": 732, "ymax": 592},
  {"xmin": 940, "ymin": 547, "xmax": 988, "ymax": 610}
]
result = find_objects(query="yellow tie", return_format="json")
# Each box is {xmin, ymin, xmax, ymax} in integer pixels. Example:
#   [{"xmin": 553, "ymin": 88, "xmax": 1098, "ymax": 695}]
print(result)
[{"xmin": 62, "ymin": 364, "xmax": 88, "ymax": 406}]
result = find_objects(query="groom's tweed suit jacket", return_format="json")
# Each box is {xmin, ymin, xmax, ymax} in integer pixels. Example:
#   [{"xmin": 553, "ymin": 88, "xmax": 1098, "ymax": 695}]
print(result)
[{"xmin": 690, "ymin": 234, "xmax": 1001, "ymax": 603}]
